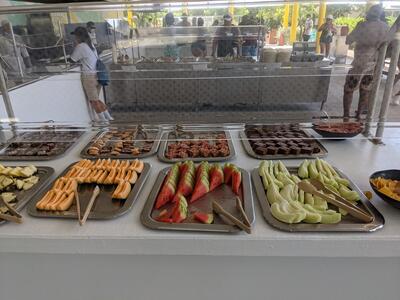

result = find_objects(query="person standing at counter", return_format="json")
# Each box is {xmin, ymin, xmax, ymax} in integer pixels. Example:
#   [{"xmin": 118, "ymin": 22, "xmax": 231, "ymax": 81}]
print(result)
[
  {"xmin": 318, "ymin": 15, "xmax": 336, "ymax": 57},
  {"xmin": 86, "ymin": 22, "xmax": 98, "ymax": 48},
  {"xmin": 70, "ymin": 27, "xmax": 113, "ymax": 122},
  {"xmin": 303, "ymin": 14, "xmax": 314, "ymax": 42},
  {"xmin": 342, "ymin": 5, "xmax": 389, "ymax": 120},
  {"xmin": 191, "ymin": 17, "xmax": 207, "ymax": 57},
  {"xmin": 178, "ymin": 13, "xmax": 191, "ymax": 27},
  {"xmin": 163, "ymin": 12, "xmax": 179, "ymax": 59},
  {"xmin": 211, "ymin": 14, "xmax": 240, "ymax": 58},
  {"xmin": 239, "ymin": 14, "xmax": 259, "ymax": 57},
  {"xmin": 0, "ymin": 20, "xmax": 31, "ymax": 80}
]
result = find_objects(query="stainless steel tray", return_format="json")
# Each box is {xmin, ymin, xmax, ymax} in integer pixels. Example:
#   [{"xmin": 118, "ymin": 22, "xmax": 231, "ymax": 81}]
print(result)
[
  {"xmin": 0, "ymin": 131, "xmax": 84, "ymax": 161},
  {"xmin": 141, "ymin": 166, "xmax": 255, "ymax": 233},
  {"xmin": 0, "ymin": 166, "xmax": 54, "ymax": 225},
  {"xmin": 239, "ymin": 130, "xmax": 328, "ymax": 160},
  {"xmin": 158, "ymin": 131, "xmax": 236, "ymax": 163},
  {"xmin": 251, "ymin": 167, "xmax": 384, "ymax": 232},
  {"xmin": 27, "ymin": 162, "xmax": 151, "ymax": 220},
  {"xmin": 80, "ymin": 129, "xmax": 161, "ymax": 159}
]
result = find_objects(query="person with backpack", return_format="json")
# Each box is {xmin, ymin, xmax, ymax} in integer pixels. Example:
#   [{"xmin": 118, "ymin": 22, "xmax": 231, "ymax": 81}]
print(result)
[{"xmin": 70, "ymin": 26, "xmax": 113, "ymax": 122}]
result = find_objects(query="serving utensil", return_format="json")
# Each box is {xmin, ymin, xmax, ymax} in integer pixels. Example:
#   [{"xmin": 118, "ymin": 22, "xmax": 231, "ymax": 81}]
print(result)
[
  {"xmin": 297, "ymin": 181, "xmax": 373, "ymax": 223},
  {"xmin": 74, "ymin": 185, "xmax": 81, "ymax": 224},
  {"xmin": 80, "ymin": 186, "xmax": 100, "ymax": 226},
  {"xmin": 0, "ymin": 195, "xmax": 22, "ymax": 224},
  {"xmin": 212, "ymin": 200, "xmax": 251, "ymax": 234}
]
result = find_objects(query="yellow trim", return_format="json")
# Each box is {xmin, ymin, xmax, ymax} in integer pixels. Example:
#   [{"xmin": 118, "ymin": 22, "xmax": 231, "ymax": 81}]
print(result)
[
  {"xmin": 290, "ymin": 2, "xmax": 299, "ymax": 43},
  {"xmin": 316, "ymin": 0, "xmax": 327, "ymax": 53},
  {"xmin": 228, "ymin": 1, "xmax": 234, "ymax": 17},
  {"xmin": 283, "ymin": 3, "xmax": 290, "ymax": 29}
]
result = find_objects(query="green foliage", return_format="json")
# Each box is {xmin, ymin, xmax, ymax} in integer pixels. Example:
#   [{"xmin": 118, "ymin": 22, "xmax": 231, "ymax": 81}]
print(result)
[
  {"xmin": 387, "ymin": 16, "xmax": 397, "ymax": 27},
  {"xmin": 327, "ymin": 4, "xmax": 364, "ymax": 19},
  {"xmin": 256, "ymin": 7, "xmax": 284, "ymax": 29},
  {"xmin": 334, "ymin": 16, "xmax": 363, "ymax": 32}
]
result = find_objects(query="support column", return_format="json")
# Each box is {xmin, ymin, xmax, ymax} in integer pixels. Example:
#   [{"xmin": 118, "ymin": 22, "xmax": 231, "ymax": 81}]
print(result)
[
  {"xmin": 0, "ymin": 63, "xmax": 15, "ymax": 123},
  {"xmin": 289, "ymin": 2, "xmax": 299, "ymax": 43},
  {"xmin": 316, "ymin": 1, "xmax": 327, "ymax": 53},
  {"xmin": 283, "ymin": 3, "xmax": 290, "ymax": 29},
  {"xmin": 363, "ymin": 42, "xmax": 388, "ymax": 137},
  {"xmin": 228, "ymin": 1, "xmax": 234, "ymax": 18},
  {"xmin": 375, "ymin": 30, "xmax": 400, "ymax": 140}
]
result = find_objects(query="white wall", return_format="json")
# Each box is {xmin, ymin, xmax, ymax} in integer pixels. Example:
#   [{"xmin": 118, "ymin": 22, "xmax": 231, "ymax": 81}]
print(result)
[{"xmin": 0, "ymin": 70, "xmax": 91, "ymax": 124}]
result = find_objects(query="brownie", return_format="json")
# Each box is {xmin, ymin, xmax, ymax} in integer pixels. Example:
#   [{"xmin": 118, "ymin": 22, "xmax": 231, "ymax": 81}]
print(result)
[
  {"xmin": 267, "ymin": 147, "xmax": 279, "ymax": 155},
  {"xmin": 312, "ymin": 146, "xmax": 321, "ymax": 153},
  {"xmin": 278, "ymin": 147, "xmax": 291, "ymax": 155},
  {"xmin": 290, "ymin": 147, "xmax": 301, "ymax": 155},
  {"xmin": 255, "ymin": 147, "xmax": 268, "ymax": 155},
  {"xmin": 300, "ymin": 147, "xmax": 313, "ymax": 154}
]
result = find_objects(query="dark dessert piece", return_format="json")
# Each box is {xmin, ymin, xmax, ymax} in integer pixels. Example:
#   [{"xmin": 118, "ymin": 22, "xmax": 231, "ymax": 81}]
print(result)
[
  {"xmin": 300, "ymin": 147, "xmax": 313, "ymax": 154},
  {"xmin": 289, "ymin": 147, "xmax": 301, "ymax": 155},
  {"xmin": 267, "ymin": 147, "xmax": 279, "ymax": 155},
  {"xmin": 255, "ymin": 147, "xmax": 268, "ymax": 155},
  {"xmin": 278, "ymin": 147, "xmax": 291, "ymax": 155},
  {"xmin": 312, "ymin": 146, "xmax": 321, "ymax": 153}
]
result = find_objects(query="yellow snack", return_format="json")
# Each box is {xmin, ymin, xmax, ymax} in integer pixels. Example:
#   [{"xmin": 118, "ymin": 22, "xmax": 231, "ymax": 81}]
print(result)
[{"xmin": 370, "ymin": 177, "xmax": 400, "ymax": 201}]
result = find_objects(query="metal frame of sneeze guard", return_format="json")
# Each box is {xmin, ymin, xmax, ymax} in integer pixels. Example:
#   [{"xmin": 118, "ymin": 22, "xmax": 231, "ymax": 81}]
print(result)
[{"xmin": 375, "ymin": 28, "xmax": 400, "ymax": 141}]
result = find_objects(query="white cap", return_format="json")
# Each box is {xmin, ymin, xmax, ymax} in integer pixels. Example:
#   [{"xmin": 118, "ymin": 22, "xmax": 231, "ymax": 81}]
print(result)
[{"xmin": 326, "ymin": 15, "xmax": 334, "ymax": 20}]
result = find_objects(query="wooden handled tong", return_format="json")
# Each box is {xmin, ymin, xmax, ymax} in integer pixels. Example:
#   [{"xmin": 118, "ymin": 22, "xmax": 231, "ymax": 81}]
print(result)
[
  {"xmin": 298, "ymin": 180, "xmax": 373, "ymax": 223},
  {"xmin": 0, "ymin": 196, "xmax": 22, "ymax": 224},
  {"xmin": 212, "ymin": 197, "xmax": 251, "ymax": 234},
  {"xmin": 74, "ymin": 185, "xmax": 100, "ymax": 226}
]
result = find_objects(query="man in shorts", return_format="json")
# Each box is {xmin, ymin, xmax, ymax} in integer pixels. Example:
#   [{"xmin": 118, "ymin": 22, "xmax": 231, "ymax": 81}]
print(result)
[{"xmin": 343, "ymin": 5, "xmax": 389, "ymax": 120}]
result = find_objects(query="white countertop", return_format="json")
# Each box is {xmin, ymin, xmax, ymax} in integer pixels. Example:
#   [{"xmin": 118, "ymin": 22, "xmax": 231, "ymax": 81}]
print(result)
[{"xmin": 1, "ymin": 130, "xmax": 400, "ymax": 257}]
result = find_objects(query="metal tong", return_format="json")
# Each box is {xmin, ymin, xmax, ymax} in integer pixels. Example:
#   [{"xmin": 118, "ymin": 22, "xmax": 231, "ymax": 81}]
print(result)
[
  {"xmin": 212, "ymin": 197, "xmax": 251, "ymax": 234},
  {"xmin": 134, "ymin": 124, "xmax": 148, "ymax": 141},
  {"xmin": 0, "ymin": 196, "xmax": 22, "ymax": 224},
  {"xmin": 297, "ymin": 180, "xmax": 373, "ymax": 223},
  {"xmin": 76, "ymin": 185, "xmax": 100, "ymax": 226},
  {"xmin": 170, "ymin": 124, "xmax": 194, "ymax": 140}
]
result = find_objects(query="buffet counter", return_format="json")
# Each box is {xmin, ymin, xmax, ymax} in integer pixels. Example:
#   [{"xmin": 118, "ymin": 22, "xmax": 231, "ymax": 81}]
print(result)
[
  {"xmin": 107, "ymin": 62, "xmax": 332, "ymax": 112},
  {"xmin": 0, "ymin": 130, "xmax": 400, "ymax": 300}
]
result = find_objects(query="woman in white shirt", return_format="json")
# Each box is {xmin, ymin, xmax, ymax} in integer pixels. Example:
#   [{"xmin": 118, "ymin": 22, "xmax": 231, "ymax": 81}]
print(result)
[{"xmin": 70, "ymin": 27, "xmax": 112, "ymax": 122}]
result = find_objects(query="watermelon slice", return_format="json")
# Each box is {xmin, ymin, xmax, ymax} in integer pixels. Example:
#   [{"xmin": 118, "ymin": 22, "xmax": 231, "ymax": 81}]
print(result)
[
  {"xmin": 231, "ymin": 169, "xmax": 242, "ymax": 195},
  {"xmin": 155, "ymin": 164, "xmax": 180, "ymax": 209},
  {"xmin": 195, "ymin": 161, "xmax": 209, "ymax": 183},
  {"xmin": 190, "ymin": 176, "xmax": 210, "ymax": 203},
  {"xmin": 172, "ymin": 195, "xmax": 188, "ymax": 223},
  {"xmin": 173, "ymin": 174, "xmax": 194, "ymax": 202},
  {"xmin": 174, "ymin": 161, "xmax": 195, "ymax": 201},
  {"xmin": 155, "ymin": 182, "xmax": 176, "ymax": 209},
  {"xmin": 209, "ymin": 164, "xmax": 224, "ymax": 191},
  {"xmin": 155, "ymin": 209, "xmax": 173, "ymax": 223},
  {"xmin": 179, "ymin": 161, "xmax": 194, "ymax": 178},
  {"xmin": 223, "ymin": 163, "xmax": 235, "ymax": 184},
  {"xmin": 193, "ymin": 212, "xmax": 214, "ymax": 224}
]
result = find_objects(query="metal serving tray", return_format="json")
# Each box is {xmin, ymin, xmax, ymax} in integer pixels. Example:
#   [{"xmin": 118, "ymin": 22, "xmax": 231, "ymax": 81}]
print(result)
[
  {"xmin": 251, "ymin": 167, "xmax": 384, "ymax": 232},
  {"xmin": 239, "ymin": 130, "xmax": 328, "ymax": 160},
  {"xmin": 80, "ymin": 128, "xmax": 162, "ymax": 159},
  {"xmin": 27, "ymin": 162, "xmax": 151, "ymax": 220},
  {"xmin": 0, "ymin": 131, "xmax": 84, "ymax": 161},
  {"xmin": 158, "ymin": 131, "xmax": 236, "ymax": 163},
  {"xmin": 0, "ymin": 166, "xmax": 54, "ymax": 225},
  {"xmin": 141, "ymin": 167, "xmax": 255, "ymax": 233}
]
